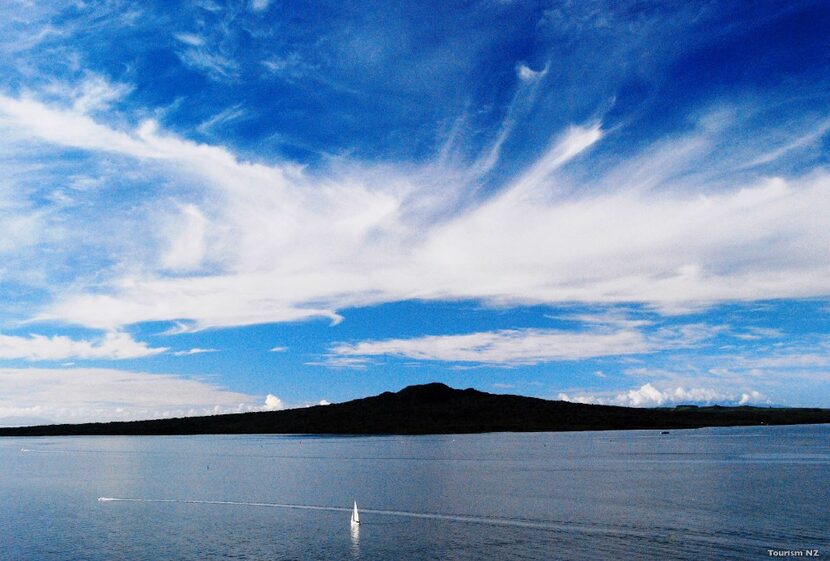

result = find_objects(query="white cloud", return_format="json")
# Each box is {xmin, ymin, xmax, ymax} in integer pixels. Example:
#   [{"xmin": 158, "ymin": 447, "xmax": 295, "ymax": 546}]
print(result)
[
  {"xmin": 196, "ymin": 105, "xmax": 246, "ymax": 135},
  {"xmin": 269, "ymin": 346, "xmax": 288, "ymax": 352},
  {"xmin": 261, "ymin": 53, "xmax": 307, "ymax": 78},
  {"xmin": 516, "ymin": 63, "xmax": 547, "ymax": 82},
  {"xmin": 263, "ymin": 393, "xmax": 283, "ymax": 410},
  {"xmin": 298, "ymin": 398, "xmax": 331, "ymax": 408},
  {"xmin": 0, "ymin": 95, "xmax": 161, "ymax": 158},
  {"xmin": 622, "ymin": 384, "xmax": 721, "ymax": 407},
  {"xmin": 730, "ymin": 327, "xmax": 784, "ymax": 341},
  {"xmin": 172, "ymin": 348, "xmax": 217, "ymax": 356},
  {"xmin": 557, "ymin": 310, "xmax": 653, "ymax": 329},
  {"xmin": 173, "ymin": 33, "xmax": 205, "ymax": 47},
  {"xmin": 559, "ymin": 382, "xmax": 768, "ymax": 407},
  {"xmin": 177, "ymin": 47, "xmax": 238, "ymax": 81},
  {"xmin": 327, "ymin": 323, "xmax": 717, "ymax": 366},
  {"xmin": 0, "ymin": 331, "xmax": 166, "ymax": 361},
  {"xmin": 0, "ymin": 367, "xmax": 271, "ymax": 424},
  {"xmin": 740, "ymin": 354, "xmax": 830, "ymax": 369},
  {"xmin": 1, "ymin": 92, "xmax": 830, "ymax": 332},
  {"xmin": 68, "ymin": 75, "xmax": 132, "ymax": 114},
  {"xmin": 250, "ymin": 0, "xmax": 271, "ymax": 11},
  {"xmin": 161, "ymin": 204, "xmax": 208, "ymax": 271},
  {"xmin": 738, "ymin": 391, "xmax": 764, "ymax": 405},
  {"xmin": 331, "ymin": 329, "xmax": 648, "ymax": 365},
  {"xmin": 744, "ymin": 118, "xmax": 830, "ymax": 169},
  {"xmin": 307, "ymin": 356, "xmax": 372, "ymax": 369}
]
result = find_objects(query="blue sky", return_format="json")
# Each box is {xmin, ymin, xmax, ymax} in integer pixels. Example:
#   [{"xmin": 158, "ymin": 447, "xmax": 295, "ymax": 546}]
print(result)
[{"xmin": 1, "ymin": 0, "xmax": 829, "ymax": 424}]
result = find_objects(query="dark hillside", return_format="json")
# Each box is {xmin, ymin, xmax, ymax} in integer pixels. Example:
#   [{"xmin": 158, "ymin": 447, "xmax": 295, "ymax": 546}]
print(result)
[{"xmin": 2, "ymin": 383, "xmax": 829, "ymax": 436}]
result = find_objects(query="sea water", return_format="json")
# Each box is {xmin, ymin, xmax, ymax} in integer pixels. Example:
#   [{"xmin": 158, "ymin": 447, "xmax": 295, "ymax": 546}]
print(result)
[{"xmin": 1, "ymin": 425, "xmax": 828, "ymax": 560}]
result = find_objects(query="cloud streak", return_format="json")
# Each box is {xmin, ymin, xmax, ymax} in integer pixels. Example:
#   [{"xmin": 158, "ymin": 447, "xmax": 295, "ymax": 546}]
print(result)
[
  {"xmin": 0, "ymin": 331, "xmax": 166, "ymax": 361},
  {"xmin": 327, "ymin": 323, "xmax": 718, "ymax": 366},
  {"xmin": 2, "ymin": 88, "xmax": 828, "ymax": 334},
  {"xmin": 172, "ymin": 348, "xmax": 217, "ymax": 356},
  {"xmin": 0, "ymin": 367, "xmax": 274, "ymax": 425}
]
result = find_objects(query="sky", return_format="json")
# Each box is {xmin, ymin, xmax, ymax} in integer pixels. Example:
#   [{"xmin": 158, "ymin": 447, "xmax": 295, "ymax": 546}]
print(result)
[{"xmin": 1, "ymin": 0, "xmax": 829, "ymax": 425}]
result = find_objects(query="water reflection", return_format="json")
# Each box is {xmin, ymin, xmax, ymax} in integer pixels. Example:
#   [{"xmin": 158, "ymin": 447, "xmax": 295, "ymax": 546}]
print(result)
[{"xmin": 350, "ymin": 521, "xmax": 360, "ymax": 557}]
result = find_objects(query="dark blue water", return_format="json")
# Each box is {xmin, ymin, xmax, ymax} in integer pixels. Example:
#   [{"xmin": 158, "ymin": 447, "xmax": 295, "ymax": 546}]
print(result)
[{"xmin": 1, "ymin": 425, "xmax": 828, "ymax": 560}]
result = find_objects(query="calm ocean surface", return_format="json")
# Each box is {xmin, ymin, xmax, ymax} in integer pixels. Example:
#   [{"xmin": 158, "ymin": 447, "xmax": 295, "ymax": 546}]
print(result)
[{"xmin": 1, "ymin": 425, "xmax": 828, "ymax": 560}]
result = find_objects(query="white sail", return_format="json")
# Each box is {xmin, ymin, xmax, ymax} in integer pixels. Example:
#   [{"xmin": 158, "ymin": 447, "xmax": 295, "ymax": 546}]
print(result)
[{"xmin": 351, "ymin": 501, "xmax": 360, "ymax": 525}]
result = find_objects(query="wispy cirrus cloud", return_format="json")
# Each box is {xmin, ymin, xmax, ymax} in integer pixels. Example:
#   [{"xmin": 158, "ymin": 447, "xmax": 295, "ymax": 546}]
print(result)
[
  {"xmin": 624, "ymin": 336, "xmax": 830, "ymax": 380},
  {"xmin": 174, "ymin": 33, "xmax": 205, "ymax": 47},
  {"xmin": 3, "ymin": 84, "xmax": 829, "ymax": 334},
  {"xmin": 177, "ymin": 49, "xmax": 239, "ymax": 80},
  {"xmin": 196, "ymin": 105, "xmax": 247, "ymax": 136},
  {"xmin": 171, "ymin": 347, "xmax": 217, "ymax": 356},
  {"xmin": 326, "ymin": 322, "xmax": 719, "ymax": 367},
  {"xmin": 306, "ymin": 356, "xmax": 372, "ymax": 370}
]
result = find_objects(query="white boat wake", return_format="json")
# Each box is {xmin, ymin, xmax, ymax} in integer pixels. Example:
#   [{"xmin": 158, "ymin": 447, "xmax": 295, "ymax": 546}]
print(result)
[{"xmin": 96, "ymin": 496, "xmax": 637, "ymax": 534}]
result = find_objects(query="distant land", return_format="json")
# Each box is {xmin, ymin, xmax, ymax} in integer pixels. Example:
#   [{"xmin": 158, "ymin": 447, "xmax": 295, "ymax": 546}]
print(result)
[{"xmin": 2, "ymin": 383, "xmax": 830, "ymax": 437}]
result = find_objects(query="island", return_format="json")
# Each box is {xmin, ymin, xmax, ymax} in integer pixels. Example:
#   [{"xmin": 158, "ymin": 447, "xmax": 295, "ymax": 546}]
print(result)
[{"xmin": 2, "ymin": 383, "xmax": 829, "ymax": 436}]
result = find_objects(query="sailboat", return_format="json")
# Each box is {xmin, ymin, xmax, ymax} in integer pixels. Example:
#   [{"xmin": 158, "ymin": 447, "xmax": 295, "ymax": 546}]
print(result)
[{"xmin": 350, "ymin": 501, "xmax": 360, "ymax": 526}]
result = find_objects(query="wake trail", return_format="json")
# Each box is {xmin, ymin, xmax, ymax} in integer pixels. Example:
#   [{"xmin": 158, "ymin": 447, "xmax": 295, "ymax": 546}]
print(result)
[
  {"xmin": 96, "ymin": 497, "xmax": 772, "ymax": 547},
  {"xmin": 95, "ymin": 497, "xmax": 642, "ymax": 535}
]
